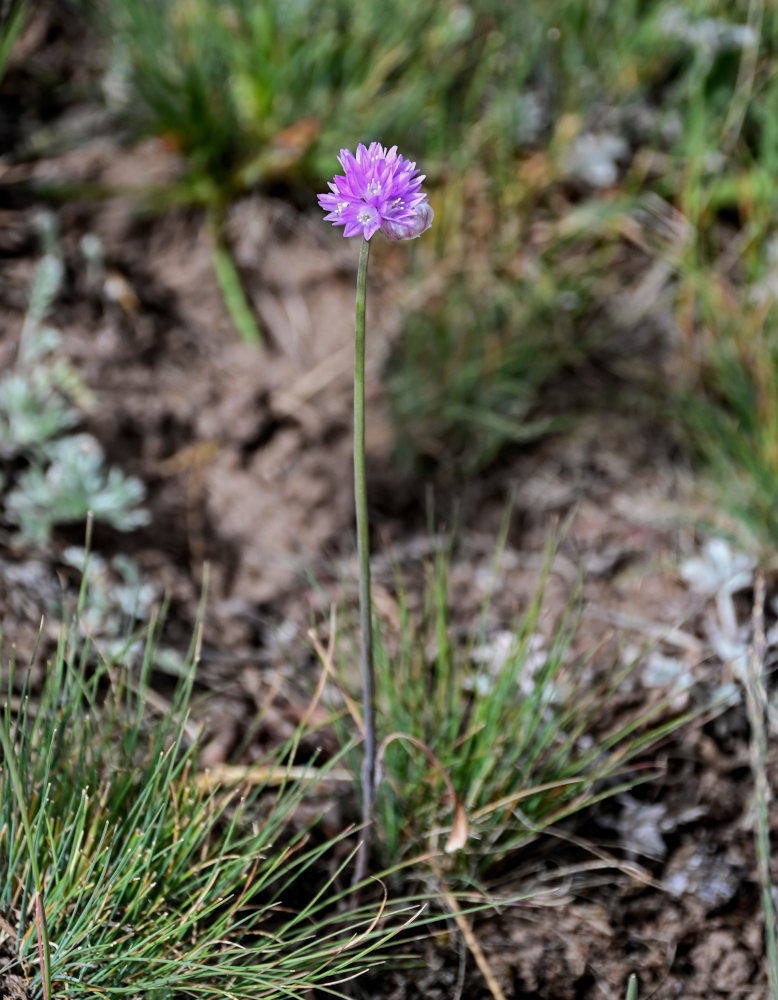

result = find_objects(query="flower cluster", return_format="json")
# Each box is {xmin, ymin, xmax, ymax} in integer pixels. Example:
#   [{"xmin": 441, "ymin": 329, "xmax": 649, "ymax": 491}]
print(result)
[{"xmin": 318, "ymin": 142, "xmax": 433, "ymax": 241}]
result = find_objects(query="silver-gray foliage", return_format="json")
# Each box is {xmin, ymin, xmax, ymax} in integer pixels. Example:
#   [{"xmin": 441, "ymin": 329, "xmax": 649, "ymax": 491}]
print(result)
[{"xmin": 1, "ymin": 217, "xmax": 149, "ymax": 543}]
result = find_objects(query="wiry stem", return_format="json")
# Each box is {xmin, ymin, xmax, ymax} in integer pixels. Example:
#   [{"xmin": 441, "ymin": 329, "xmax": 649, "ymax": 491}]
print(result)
[{"xmin": 352, "ymin": 235, "xmax": 376, "ymax": 886}]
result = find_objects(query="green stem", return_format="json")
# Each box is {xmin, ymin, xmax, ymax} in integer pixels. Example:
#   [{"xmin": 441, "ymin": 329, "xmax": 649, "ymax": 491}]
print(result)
[
  {"xmin": 0, "ymin": 723, "xmax": 52, "ymax": 999},
  {"xmin": 353, "ymin": 235, "xmax": 375, "ymax": 886}
]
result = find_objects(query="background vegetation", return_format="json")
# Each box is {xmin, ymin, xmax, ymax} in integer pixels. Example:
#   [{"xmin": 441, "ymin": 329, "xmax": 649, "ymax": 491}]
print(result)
[{"xmin": 75, "ymin": 0, "xmax": 778, "ymax": 541}]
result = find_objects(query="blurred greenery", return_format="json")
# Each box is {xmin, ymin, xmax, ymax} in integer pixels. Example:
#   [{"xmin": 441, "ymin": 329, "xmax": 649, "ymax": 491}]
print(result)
[
  {"xmin": 386, "ymin": 268, "xmax": 580, "ymax": 477},
  {"xmin": 16, "ymin": 0, "xmax": 778, "ymax": 535},
  {"xmin": 678, "ymin": 298, "xmax": 778, "ymax": 548},
  {"xmin": 90, "ymin": 0, "xmax": 776, "ymax": 191},
  {"xmin": 85, "ymin": 0, "xmax": 778, "ymax": 516}
]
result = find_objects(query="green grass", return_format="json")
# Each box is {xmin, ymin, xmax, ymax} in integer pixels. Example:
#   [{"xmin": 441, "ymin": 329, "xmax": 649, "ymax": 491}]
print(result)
[
  {"xmin": 330, "ymin": 530, "xmax": 689, "ymax": 885},
  {"xmin": 0, "ymin": 585, "xmax": 414, "ymax": 998}
]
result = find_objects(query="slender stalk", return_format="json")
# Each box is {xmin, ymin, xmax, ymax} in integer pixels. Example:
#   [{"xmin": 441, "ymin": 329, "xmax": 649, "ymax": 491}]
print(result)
[
  {"xmin": 0, "ymin": 723, "xmax": 52, "ymax": 998},
  {"xmin": 353, "ymin": 235, "xmax": 375, "ymax": 886}
]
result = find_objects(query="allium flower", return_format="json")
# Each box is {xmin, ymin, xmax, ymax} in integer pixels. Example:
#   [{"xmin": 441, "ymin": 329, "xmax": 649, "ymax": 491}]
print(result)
[{"xmin": 318, "ymin": 142, "xmax": 433, "ymax": 241}]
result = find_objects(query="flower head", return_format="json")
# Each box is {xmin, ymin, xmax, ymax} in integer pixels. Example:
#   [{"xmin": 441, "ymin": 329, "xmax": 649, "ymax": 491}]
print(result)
[{"xmin": 318, "ymin": 142, "xmax": 433, "ymax": 241}]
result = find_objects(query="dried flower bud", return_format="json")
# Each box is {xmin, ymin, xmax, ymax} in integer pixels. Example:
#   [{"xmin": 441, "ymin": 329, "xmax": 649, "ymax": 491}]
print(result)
[{"xmin": 380, "ymin": 202, "xmax": 434, "ymax": 241}]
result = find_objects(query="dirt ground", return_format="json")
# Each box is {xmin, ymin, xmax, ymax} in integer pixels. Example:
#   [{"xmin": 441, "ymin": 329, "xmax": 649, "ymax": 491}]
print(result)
[{"xmin": 0, "ymin": 6, "xmax": 775, "ymax": 998}]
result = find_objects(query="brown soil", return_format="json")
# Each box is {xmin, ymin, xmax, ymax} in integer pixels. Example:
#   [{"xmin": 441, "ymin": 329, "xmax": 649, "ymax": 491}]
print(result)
[{"xmin": 0, "ymin": 6, "xmax": 774, "ymax": 998}]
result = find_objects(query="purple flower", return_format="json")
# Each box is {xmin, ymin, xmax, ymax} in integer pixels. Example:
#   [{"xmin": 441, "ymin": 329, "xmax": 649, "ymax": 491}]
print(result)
[{"xmin": 318, "ymin": 142, "xmax": 433, "ymax": 241}]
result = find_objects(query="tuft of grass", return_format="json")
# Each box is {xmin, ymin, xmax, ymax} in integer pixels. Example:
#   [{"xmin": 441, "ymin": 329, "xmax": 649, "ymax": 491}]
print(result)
[
  {"xmin": 0, "ymin": 584, "xmax": 412, "ymax": 998},
  {"xmin": 331, "ymin": 530, "xmax": 689, "ymax": 883},
  {"xmin": 91, "ymin": 0, "xmax": 522, "ymax": 192}
]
